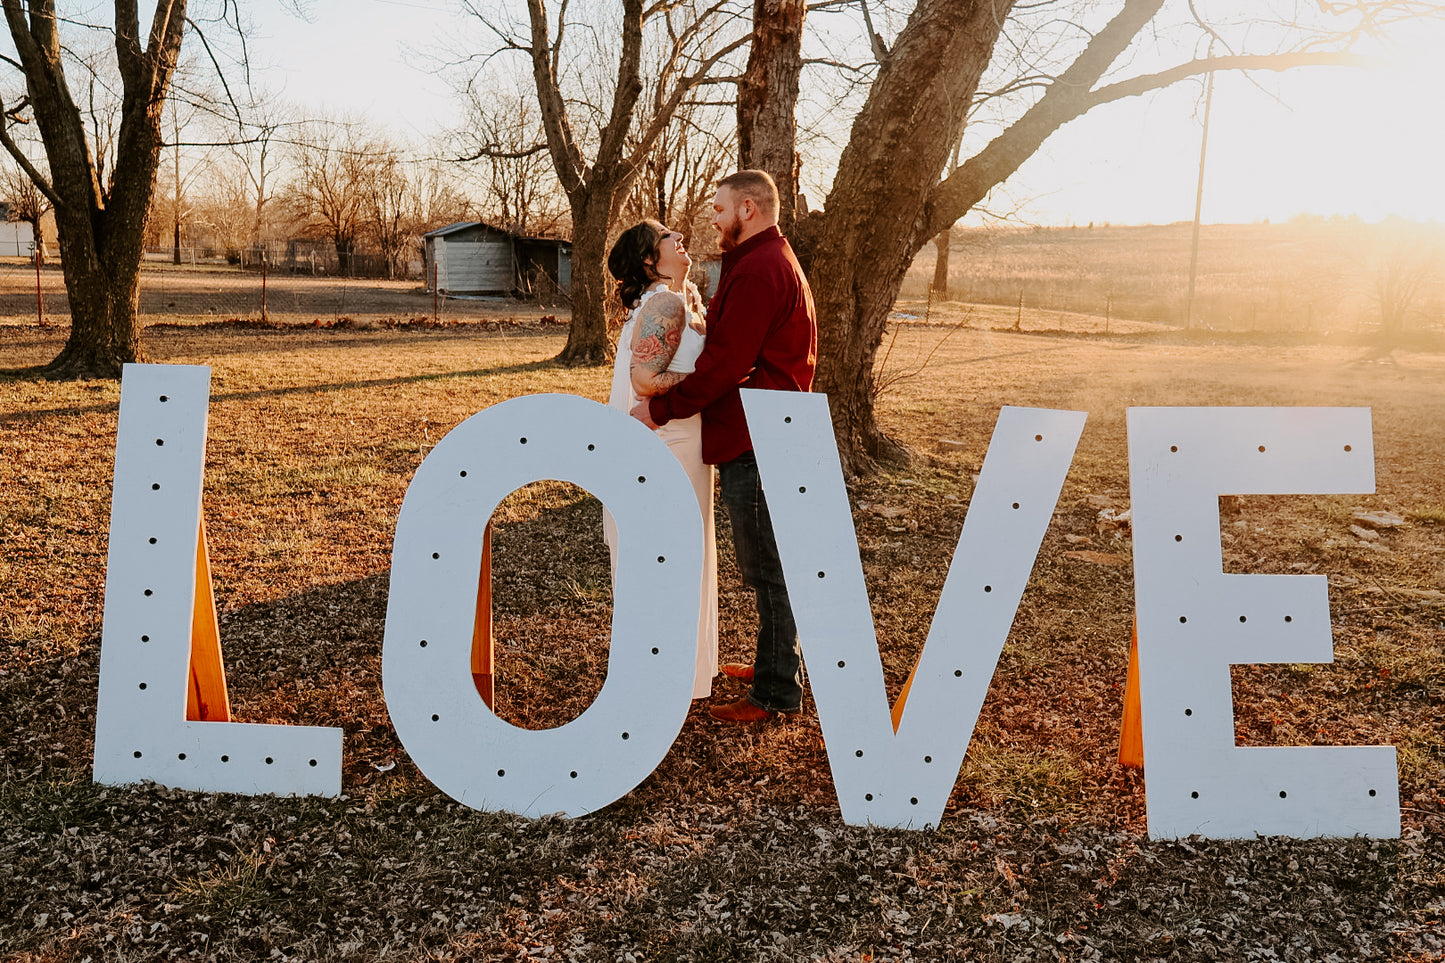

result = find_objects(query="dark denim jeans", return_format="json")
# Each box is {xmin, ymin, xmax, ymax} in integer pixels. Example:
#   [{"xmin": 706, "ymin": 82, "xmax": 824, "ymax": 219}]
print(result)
[{"xmin": 718, "ymin": 451, "xmax": 803, "ymax": 713}]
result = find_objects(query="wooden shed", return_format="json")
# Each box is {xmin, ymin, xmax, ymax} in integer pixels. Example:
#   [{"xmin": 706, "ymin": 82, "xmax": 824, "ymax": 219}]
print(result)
[{"xmin": 424, "ymin": 222, "xmax": 515, "ymax": 295}]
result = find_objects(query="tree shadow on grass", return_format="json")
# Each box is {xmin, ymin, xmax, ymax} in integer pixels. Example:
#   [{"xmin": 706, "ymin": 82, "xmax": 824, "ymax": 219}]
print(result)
[{"xmin": 0, "ymin": 358, "xmax": 566, "ymax": 424}]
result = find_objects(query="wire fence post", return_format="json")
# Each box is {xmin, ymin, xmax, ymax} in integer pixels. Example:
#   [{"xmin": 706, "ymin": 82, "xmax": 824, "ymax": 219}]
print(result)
[
  {"xmin": 33, "ymin": 245, "xmax": 44, "ymax": 326},
  {"xmin": 261, "ymin": 250, "xmax": 269, "ymax": 323}
]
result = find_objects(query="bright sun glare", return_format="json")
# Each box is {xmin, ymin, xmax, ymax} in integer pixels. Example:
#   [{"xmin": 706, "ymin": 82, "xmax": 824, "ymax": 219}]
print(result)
[{"xmin": 1008, "ymin": 19, "xmax": 1445, "ymax": 227}]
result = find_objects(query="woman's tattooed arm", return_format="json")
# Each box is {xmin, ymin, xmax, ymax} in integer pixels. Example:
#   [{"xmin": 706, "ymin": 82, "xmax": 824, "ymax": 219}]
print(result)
[{"xmin": 629, "ymin": 291, "xmax": 689, "ymax": 397}]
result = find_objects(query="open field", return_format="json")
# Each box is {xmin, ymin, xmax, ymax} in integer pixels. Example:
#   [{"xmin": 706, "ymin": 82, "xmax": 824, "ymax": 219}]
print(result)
[
  {"xmin": 904, "ymin": 221, "xmax": 1445, "ymax": 336},
  {"xmin": 2, "ymin": 319, "xmax": 1444, "ymax": 960}
]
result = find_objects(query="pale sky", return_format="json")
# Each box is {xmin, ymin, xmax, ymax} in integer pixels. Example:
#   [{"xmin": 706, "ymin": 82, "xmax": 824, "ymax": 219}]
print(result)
[{"xmin": 247, "ymin": 0, "xmax": 1445, "ymax": 226}]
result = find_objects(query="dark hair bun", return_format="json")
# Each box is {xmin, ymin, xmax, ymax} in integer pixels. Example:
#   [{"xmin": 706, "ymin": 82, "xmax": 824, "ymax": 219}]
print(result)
[{"xmin": 607, "ymin": 220, "xmax": 665, "ymax": 310}]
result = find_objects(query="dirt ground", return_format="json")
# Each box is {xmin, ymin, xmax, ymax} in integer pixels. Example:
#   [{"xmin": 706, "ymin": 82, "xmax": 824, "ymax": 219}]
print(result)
[{"xmin": 1, "ymin": 318, "xmax": 1443, "ymax": 961}]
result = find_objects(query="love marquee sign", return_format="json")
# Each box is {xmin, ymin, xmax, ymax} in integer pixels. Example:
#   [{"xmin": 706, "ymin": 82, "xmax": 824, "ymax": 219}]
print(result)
[{"xmin": 89, "ymin": 364, "xmax": 1399, "ymax": 840}]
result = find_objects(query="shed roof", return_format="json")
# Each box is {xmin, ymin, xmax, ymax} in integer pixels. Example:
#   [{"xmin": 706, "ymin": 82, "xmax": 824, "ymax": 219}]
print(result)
[{"xmin": 423, "ymin": 220, "xmax": 511, "ymax": 240}]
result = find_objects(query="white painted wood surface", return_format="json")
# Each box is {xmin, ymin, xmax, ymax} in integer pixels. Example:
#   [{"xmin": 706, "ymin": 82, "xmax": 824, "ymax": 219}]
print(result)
[
  {"xmin": 383, "ymin": 394, "xmax": 701, "ymax": 817},
  {"xmin": 94, "ymin": 364, "xmax": 342, "ymax": 795},
  {"xmin": 744, "ymin": 391, "xmax": 1086, "ymax": 828},
  {"xmin": 1128, "ymin": 407, "xmax": 1398, "ymax": 839}
]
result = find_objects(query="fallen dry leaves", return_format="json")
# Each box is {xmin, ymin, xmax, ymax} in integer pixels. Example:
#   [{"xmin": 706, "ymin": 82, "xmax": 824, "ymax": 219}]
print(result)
[{"xmin": 2, "ymin": 318, "xmax": 1444, "ymax": 961}]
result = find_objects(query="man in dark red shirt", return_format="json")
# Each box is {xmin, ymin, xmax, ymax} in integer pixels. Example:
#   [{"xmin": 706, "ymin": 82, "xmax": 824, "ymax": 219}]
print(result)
[{"xmin": 632, "ymin": 170, "xmax": 817, "ymax": 722}]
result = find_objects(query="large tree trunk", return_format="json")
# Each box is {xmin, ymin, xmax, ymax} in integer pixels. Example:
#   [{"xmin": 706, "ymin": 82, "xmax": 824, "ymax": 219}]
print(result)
[
  {"xmin": 932, "ymin": 228, "xmax": 951, "ymax": 294},
  {"xmin": 557, "ymin": 190, "xmax": 615, "ymax": 364},
  {"xmin": 737, "ymin": 0, "xmax": 805, "ymax": 236},
  {"xmin": 1, "ymin": 0, "xmax": 186, "ymax": 379},
  {"xmin": 812, "ymin": 0, "xmax": 1010, "ymax": 472}
]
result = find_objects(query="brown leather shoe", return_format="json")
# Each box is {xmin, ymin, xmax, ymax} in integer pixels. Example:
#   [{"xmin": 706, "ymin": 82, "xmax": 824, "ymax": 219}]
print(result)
[
  {"xmin": 720, "ymin": 663, "xmax": 754, "ymax": 683},
  {"xmin": 709, "ymin": 698, "xmax": 774, "ymax": 723}
]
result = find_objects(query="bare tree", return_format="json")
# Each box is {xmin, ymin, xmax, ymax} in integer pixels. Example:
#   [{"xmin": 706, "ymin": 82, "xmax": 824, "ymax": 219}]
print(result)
[
  {"xmin": 364, "ymin": 151, "xmax": 411, "ymax": 279},
  {"xmin": 621, "ymin": 100, "xmax": 735, "ymax": 247},
  {"xmin": 464, "ymin": 0, "xmax": 750, "ymax": 363},
  {"xmin": 0, "ymin": 0, "xmax": 191, "ymax": 376},
  {"xmin": 1370, "ymin": 218, "xmax": 1442, "ymax": 335},
  {"xmin": 0, "ymin": 157, "xmax": 50, "ymax": 262},
  {"xmin": 743, "ymin": 0, "xmax": 1432, "ymax": 472},
  {"xmin": 286, "ymin": 120, "xmax": 383, "ymax": 275},
  {"xmin": 451, "ymin": 80, "xmax": 568, "ymax": 236},
  {"xmin": 737, "ymin": 0, "xmax": 805, "ymax": 235}
]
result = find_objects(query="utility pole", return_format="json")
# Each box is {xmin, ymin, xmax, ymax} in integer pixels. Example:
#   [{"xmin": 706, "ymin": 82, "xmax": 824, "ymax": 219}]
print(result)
[{"xmin": 1184, "ymin": 58, "xmax": 1216, "ymax": 330}]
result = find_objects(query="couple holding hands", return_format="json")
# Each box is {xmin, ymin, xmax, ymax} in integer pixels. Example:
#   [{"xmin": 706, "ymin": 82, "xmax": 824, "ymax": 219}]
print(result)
[{"xmin": 605, "ymin": 170, "xmax": 817, "ymax": 723}]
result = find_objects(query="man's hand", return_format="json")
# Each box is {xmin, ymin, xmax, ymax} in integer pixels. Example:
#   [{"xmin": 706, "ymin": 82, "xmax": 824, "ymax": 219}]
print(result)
[{"xmin": 630, "ymin": 399, "xmax": 659, "ymax": 429}]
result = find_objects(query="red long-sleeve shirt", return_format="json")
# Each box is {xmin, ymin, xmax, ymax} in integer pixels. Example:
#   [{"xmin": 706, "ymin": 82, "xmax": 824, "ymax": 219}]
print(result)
[{"xmin": 649, "ymin": 226, "xmax": 817, "ymax": 465}]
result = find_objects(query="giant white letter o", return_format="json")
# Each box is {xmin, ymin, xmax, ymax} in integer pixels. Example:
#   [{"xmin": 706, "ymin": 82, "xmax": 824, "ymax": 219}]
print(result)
[{"xmin": 382, "ymin": 394, "xmax": 702, "ymax": 816}]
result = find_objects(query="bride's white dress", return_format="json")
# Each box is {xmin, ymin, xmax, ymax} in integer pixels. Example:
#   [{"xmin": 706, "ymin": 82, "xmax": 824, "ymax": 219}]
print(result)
[{"xmin": 605, "ymin": 283, "xmax": 719, "ymax": 699}]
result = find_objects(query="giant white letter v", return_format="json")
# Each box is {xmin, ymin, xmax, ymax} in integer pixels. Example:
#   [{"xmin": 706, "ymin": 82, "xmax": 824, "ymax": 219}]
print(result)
[{"xmin": 743, "ymin": 391, "xmax": 1084, "ymax": 828}]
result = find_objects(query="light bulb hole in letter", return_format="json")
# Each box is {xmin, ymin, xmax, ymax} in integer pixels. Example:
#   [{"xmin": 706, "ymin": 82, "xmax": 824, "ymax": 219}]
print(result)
[
  {"xmin": 1191, "ymin": 791, "xmax": 1200, "ymax": 799},
  {"xmin": 133, "ymin": 751, "xmax": 142, "ymax": 758},
  {"xmin": 1184, "ymin": 708, "xmax": 1193, "ymax": 716},
  {"xmin": 519, "ymin": 438, "xmax": 527, "ymax": 445},
  {"xmin": 836, "ymin": 660, "xmax": 845, "ymax": 668},
  {"xmin": 1012, "ymin": 502, "xmax": 1020, "ymax": 510},
  {"xmin": 265, "ymin": 757, "xmax": 274, "ymax": 765},
  {"xmin": 1035, "ymin": 434, "xmax": 1043, "ymax": 442},
  {"xmin": 148, "ymin": 537, "xmax": 157, "ymax": 545},
  {"xmin": 155, "ymin": 438, "xmax": 164, "ymax": 446},
  {"xmin": 177, "ymin": 753, "xmax": 186, "ymax": 760},
  {"xmin": 865, "ymin": 793, "xmax": 874, "ymax": 801},
  {"xmin": 151, "ymin": 483, "xmax": 160, "ymax": 491},
  {"xmin": 1369, "ymin": 789, "xmax": 1377, "ymax": 797},
  {"xmin": 1344, "ymin": 444, "xmax": 1353, "ymax": 452},
  {"xmin": 984, "ymin": 585, "xmax": 992, "ymax": 593},
  {"xmin": 432, "ymin": 552, "xmax": 440, "ymax": 560},
  {"xmin": 158, "ymin": 395, "xmax": 168, "ymax": 402}
]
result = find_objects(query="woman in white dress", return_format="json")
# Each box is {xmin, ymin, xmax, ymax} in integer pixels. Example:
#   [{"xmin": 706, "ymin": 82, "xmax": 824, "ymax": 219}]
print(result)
[{"xmin": 604, "ymin": 220, "xmax": 718, "ymax": 698}]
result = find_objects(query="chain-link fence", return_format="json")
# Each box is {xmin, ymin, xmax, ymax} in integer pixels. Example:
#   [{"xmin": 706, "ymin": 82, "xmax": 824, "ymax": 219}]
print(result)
[{"xmin": 0, "ymin": 255, "xmax": 569, "ymax": 327}]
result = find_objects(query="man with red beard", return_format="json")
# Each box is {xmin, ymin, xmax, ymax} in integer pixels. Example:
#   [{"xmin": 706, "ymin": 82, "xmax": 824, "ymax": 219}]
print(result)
[{"xmin": 633, "ymin": 169, "xmax": 818, "ymax": 722}]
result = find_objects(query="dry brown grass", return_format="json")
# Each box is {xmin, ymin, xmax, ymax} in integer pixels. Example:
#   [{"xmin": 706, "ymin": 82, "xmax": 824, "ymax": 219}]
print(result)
[{"xmin": 2, "ymin": 318, "xmax": 1443, "ymax": 961}]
